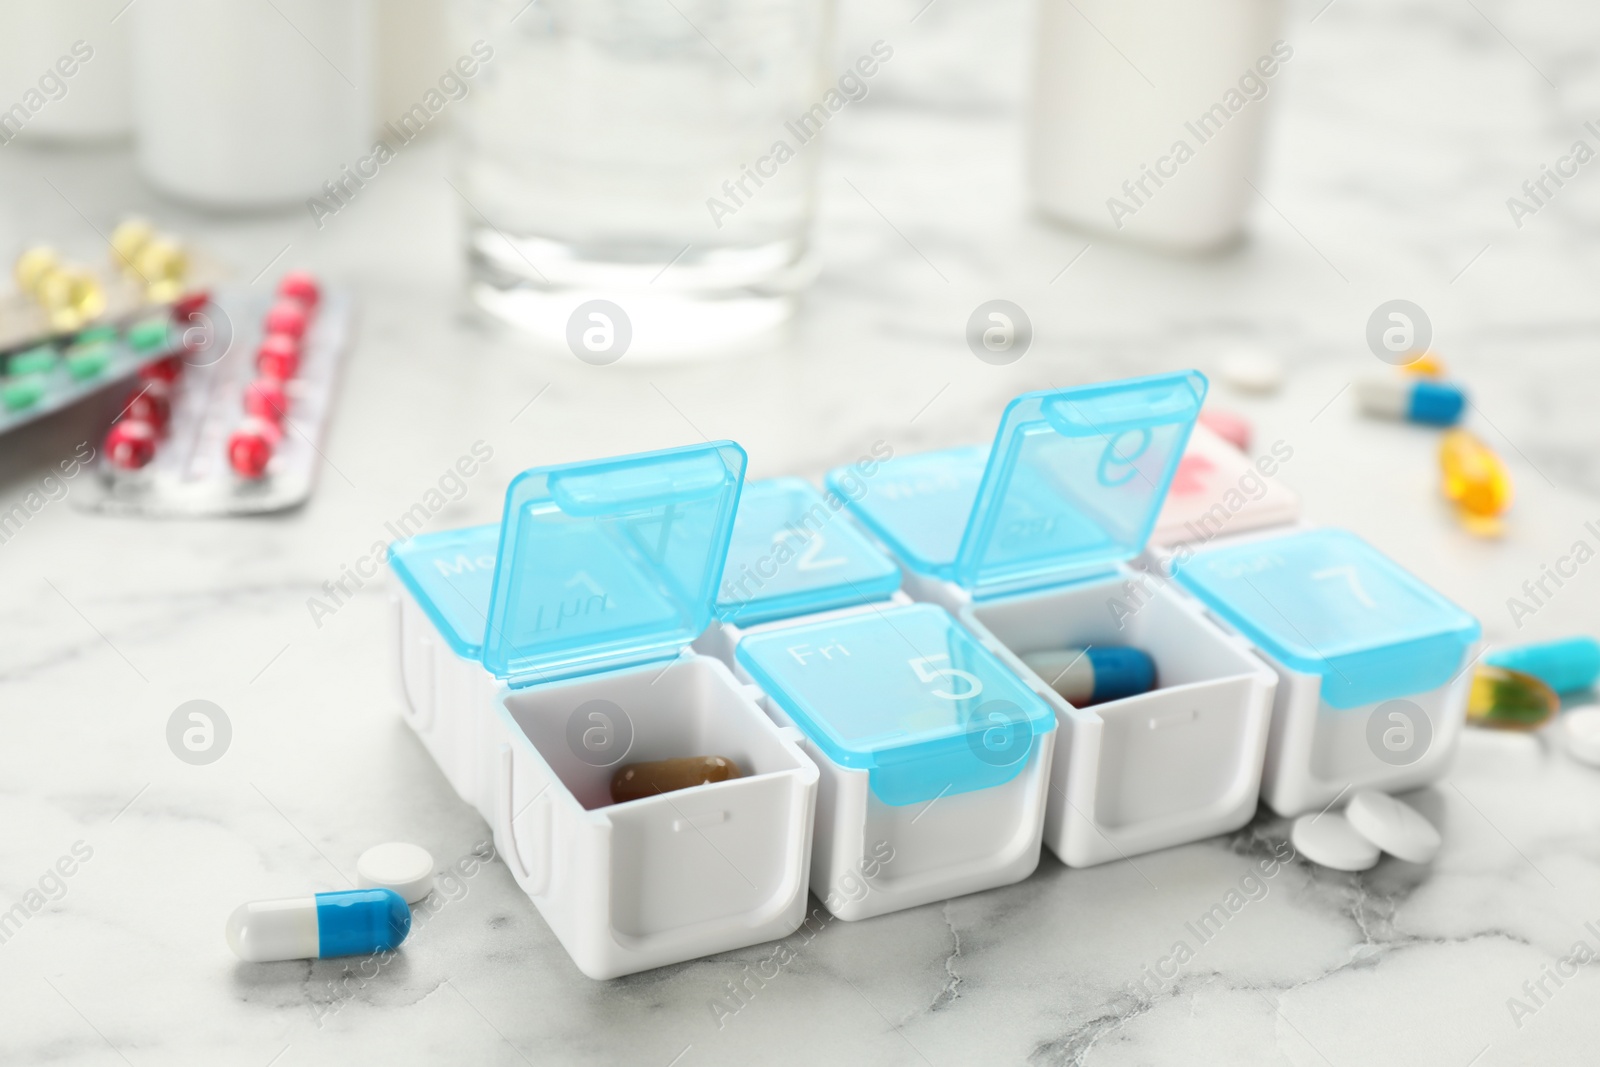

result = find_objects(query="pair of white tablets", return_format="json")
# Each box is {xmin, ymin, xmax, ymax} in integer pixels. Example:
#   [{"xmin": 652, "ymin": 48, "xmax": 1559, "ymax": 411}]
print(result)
[{"xmin": 1291, "ymin": 791, "xmax": 1441, "ymax": 871}]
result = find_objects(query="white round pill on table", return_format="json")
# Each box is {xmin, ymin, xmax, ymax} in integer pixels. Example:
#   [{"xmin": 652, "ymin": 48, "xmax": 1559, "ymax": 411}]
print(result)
[
  {"xmin": 1219, "ymin": 349, "xmax": 1285, "ymax": 394},
  {"xmin": 1562, "ymin": 705, "xmax": 1600, "ymax": 767},
  {"xmin": 1291, "ymin": 812, "xmax": 1380, "ymax": 871},
  {"xmin": 356, "ymin": 843, "xmax": 435, "ymax": 904},
  {"xmin": 1345, "ymin": 791, "xmax": 1441, "ymax": 864}
]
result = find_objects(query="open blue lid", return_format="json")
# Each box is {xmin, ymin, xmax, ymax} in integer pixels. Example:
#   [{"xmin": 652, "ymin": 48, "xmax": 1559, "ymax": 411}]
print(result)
[
  {"xmin": 388, "ymin": 523, "xmax": 500, "ymax": 658},
  {"xmin": 735, "ymin": 604, "xmax": 1055, "ymax": 805},
  {"xmin": 1172, "ymin": 528, "xmax": 1481, "ymax": 708},
  {"xmin": 828, "ymin": 372, "xmax": 1207, "ymax": 596},
  {"xmin": 482, "ymin": 442, "xmax": 747, "ymax": 684},
  {"xmin": 716, "ymin": 477, "xmax": 901, "ymax": 627}
]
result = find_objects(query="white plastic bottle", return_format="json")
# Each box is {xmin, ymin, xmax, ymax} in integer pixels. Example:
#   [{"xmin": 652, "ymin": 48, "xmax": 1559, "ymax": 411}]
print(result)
[
  {"xmin": 128, "ymin": 0, "xmax": 374, "ymax": 208},
  {"xmin": 0, "ymin": 3, "xmax": 133, "ymax": 143},
  {"xmin": 1029, "ymin": 0, "xmax": 1286, "ymax": 252}
]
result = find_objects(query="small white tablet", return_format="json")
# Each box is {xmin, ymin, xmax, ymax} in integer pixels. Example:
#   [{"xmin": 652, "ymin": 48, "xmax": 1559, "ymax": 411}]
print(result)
[
  {"xmin": 1345, "ymin": 791, "xmax": 1441, "ymax": 864},
  {"xmin": 1219, "ymin": 348, "xmax": 1284, "ymax": 394},
  {"xmin": 1563, "ymin": 706, "xmax": 1600, "ymax": 768},
  {"xmin": 357, "ymin": 842, "xmax": 435, "ymax": 904},
  {"xmin": 1291, "ymin": 812, "xmax": 1380, "ymax": 871}
]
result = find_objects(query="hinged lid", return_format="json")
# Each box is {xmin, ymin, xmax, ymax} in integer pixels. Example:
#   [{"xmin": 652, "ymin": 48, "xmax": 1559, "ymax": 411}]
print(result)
[
  {"xmin": 830, "ymin": 372, "xmax": 1206, "ymax": 596},
  {"xmin": 716, "ymin": 477, "xmax": 901, "ymax": 626},
  {"xmin": 735, "ymin": 604, "xmax": 1055, "ymax": 805},
  {"xmin": 482, "ymin": 442, "xmax": 747, "ymax": 684},
  {"xmin": 388, "ymin": 523, "xmax": 500, "ymax": 657},
  {"xmin": 1172, "ymin": 528, "xmax": 1481, "ymax": 708}
]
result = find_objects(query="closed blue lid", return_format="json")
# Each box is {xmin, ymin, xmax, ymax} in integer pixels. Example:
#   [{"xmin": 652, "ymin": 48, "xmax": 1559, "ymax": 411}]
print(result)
[
  {"xmin": 482, "ymin": 442, "xmax": 747, "ymax": 684},
  {"xmin": 717, "ymin": 477, "xmax": 901, "ymax": 626},
  {"xmin": 826, "ymin": 372, "xmax": 1207, "ymax": 595},
  {"xmin": 735, "ymin": 603, "xmax": 1055, "ymax": 805},
  {"xmin": 388, "ymin": 523, "xmax": 500, "ymax": 658},
  {"xmin": 1172, "ymin": 528, "xmax": 1481, "ymax": 708}
]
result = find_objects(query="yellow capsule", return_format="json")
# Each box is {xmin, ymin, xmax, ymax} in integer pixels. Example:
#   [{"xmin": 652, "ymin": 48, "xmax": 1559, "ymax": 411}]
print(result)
[
  {"xmin": 110, "ymin": 217, "xmax": 156, "ymax": 272},
  {"xmin": 134, "ymin": 237, "xmax": 186, "ymax": 284},
  {"xmin": 15, "ymin": 245, "xmax": 60, "ymax": 294},
  {"xmin": 1468, "ymin": 665, "xmax": 1558, "ymax": 730},
  {"xmin": 1402, "ymin": 352, "xmax": 1447, "ymax": 377},
  {"xmin": 1440, "ymin": 429, "xmax": 1512, "ymax": 521},
  {"xmin": 37, "ymin": 268, "xmax": 106, "ymax": 331}
]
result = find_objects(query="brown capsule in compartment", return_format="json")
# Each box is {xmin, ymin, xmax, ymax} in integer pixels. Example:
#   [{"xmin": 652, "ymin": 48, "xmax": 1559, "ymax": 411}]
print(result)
[{"xmin": 610, "ymin": 756, "xmax": 742, "ymax": 805}]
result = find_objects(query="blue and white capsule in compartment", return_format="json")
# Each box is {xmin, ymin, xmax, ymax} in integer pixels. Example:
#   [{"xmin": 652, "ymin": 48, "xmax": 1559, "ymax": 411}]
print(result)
[
  {"xmin": 1020, "ymin": 647, "xmax": 1157, "ymax": 706},
  {"xmin": 1356, "ymin": 376, "xmax": 1465, "ymax": 427},
  {"xmin": 226, "ymin": 888, "xmax": 411, "ymax": 962}
]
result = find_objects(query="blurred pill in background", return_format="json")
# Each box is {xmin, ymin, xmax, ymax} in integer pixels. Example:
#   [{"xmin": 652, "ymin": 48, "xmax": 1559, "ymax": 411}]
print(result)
[
  {"xmin": 257, "ymin": 334, "xmax": 301, "ymax": 381},
  {"xmin": 1356, "ymin": 376, "xmax": 1466, "ymax": 427},
  {"xmin": 1197, "ymin": 407, "xmax": 1252, "ymax": 452},
  {"xmin": 1468, "ymin": 665, "xmax": 1559, "ymax": 731},
  {"xmin": 1440, "ymin": 429, "xmax": 1512, "ymax": 527},
  {"xmin": 1217, "ymin": 348, "xmax": 1284, "ymax": 395},
  {"xmin": 1485, "ymin": 637, "xmax": 1600, "ymax": 696},
  {"xmin": 105, "ymin": 419, "xmax": 158, "ymax": 470}
]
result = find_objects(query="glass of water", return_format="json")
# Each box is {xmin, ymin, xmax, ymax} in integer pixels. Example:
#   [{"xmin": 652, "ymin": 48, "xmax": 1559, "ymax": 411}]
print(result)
[{"xmin": 456, "ymin": 0, "xmax": 834, "ymax": 362}]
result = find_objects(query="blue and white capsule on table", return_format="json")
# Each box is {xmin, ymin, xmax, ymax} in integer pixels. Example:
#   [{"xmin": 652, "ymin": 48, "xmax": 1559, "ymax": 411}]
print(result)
[
  {"xmin": 1356, "ymin": 375, "xmax": 1466, "ymax": 426},
  {"xmin": 826, "ymin": 372, "xmax": 1281, "ymax": 868},
  {"xmin": 387, "ymin": 442, "xmax": 819, "ymax": 980},
  {"xmin": 227, "ymin": 888, "xmax": 410, "ymax": 962}
]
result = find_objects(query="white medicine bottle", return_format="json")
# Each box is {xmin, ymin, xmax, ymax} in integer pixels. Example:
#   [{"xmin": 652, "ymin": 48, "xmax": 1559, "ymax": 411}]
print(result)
[
  {"xmin": 129, "ymin": 0, "xmax": 375, "ymax": 208},
  {"xmin": 1028, "ymin": 0, "xmax": 1287, "ymax": 252}
]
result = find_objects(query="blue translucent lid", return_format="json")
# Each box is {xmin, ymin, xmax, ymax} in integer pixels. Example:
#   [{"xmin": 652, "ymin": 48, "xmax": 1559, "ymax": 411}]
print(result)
[
  {"xmin": 735, "ymin": 604, "xmax": 1055, "ymax": 805},
  {"xmin": 717, "ymin": 477, "xmax": 901, "ymax": 627},
  {"xmin": 481, "ymin": 442, "xmax": 747, "ymax": 684},
  {"xmin": 1172, "ymin": 528, "xmax": 1481, "ymax": 708},
  {"xmin": 827, "ymin": 373, "xmax": 1206, "ymax": 596},
  {"xmin": 388, "ymin": 523, "xmax": 501, "ymax": 657}
]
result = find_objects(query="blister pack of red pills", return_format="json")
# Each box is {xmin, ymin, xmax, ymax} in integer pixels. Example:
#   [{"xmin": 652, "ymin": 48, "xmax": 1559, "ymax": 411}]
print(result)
[{"xmin": 75, "ymin": 271, "xmax": 353, "ymax": 517}]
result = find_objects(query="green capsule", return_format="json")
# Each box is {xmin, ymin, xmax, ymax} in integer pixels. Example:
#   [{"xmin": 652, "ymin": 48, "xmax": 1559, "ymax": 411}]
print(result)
[
  {"xmin": 126, "ymin": 316, "xmax": 170, "ymax": 354},
  {"xmin": 74, "ymin": 324, "xmax": 118, "ymax": 346},
  {"xmin": 65, "ymin": 342, "xmax": 114, "ymax": 380},
  {"xmin": 7, "ymin": 345, "xmax": 57, "ymax": 377},
  {"xmin": 2, "ymin": 376, "xmax": 47, "ymax": 411},
  {"xmin": 1468, "ymin": 666, "xmax": 1559, "ymax": 730}
]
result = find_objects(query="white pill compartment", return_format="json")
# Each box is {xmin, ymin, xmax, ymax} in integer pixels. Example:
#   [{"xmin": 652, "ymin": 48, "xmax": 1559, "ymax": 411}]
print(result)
[
  {"xmin": 965, "ymin": 574, "xmax": 1271, "ymax": 848},
  {"xmin": 829, "ymin": 372, "xmax": 1278, "ymax": 867},
  {"xmin": 1166, "ymin": 526, "xmax": 1481, "ymax": 816},
  {"xmin": 388, "ymin": 442, "xmax": 818, "ymax": 979}
]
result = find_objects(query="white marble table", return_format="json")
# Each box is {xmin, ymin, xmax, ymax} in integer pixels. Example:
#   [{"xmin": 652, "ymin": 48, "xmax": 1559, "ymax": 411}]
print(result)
[{"xmin": 5, "ymin": 0, "xmax": 1600, "ymax": 1063}]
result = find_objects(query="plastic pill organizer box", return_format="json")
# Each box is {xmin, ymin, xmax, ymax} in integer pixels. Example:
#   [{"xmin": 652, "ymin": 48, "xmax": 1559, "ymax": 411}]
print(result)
[
  {"xmin": 386, "ymin": 371, "xmax": 1482, "ymax": 978},
  {"xmin": 829, "ymin": 372, "xmax": 1280, "ymax": 866},
  {"xmin": 389, "ymin": 443, "xmax": 820, "ymax": 979},
  {"xmin": 699, "ymin": 476, "xmax": 1058, "ymax": 920}
]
